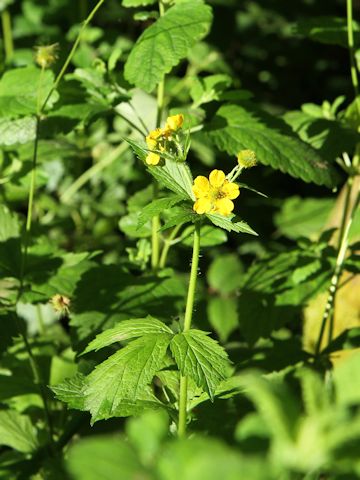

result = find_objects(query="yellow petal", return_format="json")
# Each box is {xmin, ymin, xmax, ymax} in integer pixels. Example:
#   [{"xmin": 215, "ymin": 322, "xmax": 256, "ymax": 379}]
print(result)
[
  {"xmin": 166, "ymin": 114, "xmax": 184, "ymax": 131},
  {"xmin": 192, "ymin": 176, "xmax": 210, "ymax": 198},
  {"xmin": 146, "ymin": 135, "xmax": 157, "ymax": 149},
  {"xmin": 148, "ymin": 128, "xmax": 163, "ymax": 140},
  {"xmin": 222, "ymin": 181, "xmax": 240, "ymax": 200},
  {"xmin": 194, "ymin": 198, "xmax": 212, "ymax": 214},
  {"xmin": 146, "ymin": 152, "xmax": 161, "ymax": 166},
  {"xmin": 214, "ymin": 198, "xmax": 234, "ymax": 216},
  {"xmin": 209, "ymin": 169, "xmax": 226, "ymax": 188}
]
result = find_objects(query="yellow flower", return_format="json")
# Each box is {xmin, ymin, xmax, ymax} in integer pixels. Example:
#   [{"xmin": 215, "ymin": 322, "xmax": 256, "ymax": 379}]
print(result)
[
  {"xmin": 192, "ymin": 169, "xmax": 240, "ymax": 216},
  {"xmin": 165, "ymin": 114, "xmax": 184, "ymax": 132},
  {"xmin": 146, "ymin": 152, "xmax": 161, "ymax": 165},
  {"xmin": 237, "ymin": 149, "xmax": 257, "ymax": 169}
]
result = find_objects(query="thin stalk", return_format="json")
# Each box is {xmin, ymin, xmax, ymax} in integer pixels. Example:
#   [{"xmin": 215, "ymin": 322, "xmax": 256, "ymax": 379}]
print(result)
[
  {"xmin": 347, "ymin": 0, "xmax": 360, "ymax": 117},
  {"xmin": 41, "ymin": 0, "xmax": 106, "ymax": 113},
  {"xmin": 159, "ymin": 223, "xmax": 183, "ymax": 269},
  {"xmin": 151, "ymin": 0, "xmax": 166, "ymax": 270},
  {"xmin": 315, "ymin": 179, "xmax": 360, "ymax": 354},
  {"xmin": 1, "ymin": 9, "xmax": 13, "ymax": 62},
  {"xmin": 60, "ymin": 141, "xmax": 129, "ymax": 203},
  {"xmin": 178, "ymin": 223, "xmax": 201, "ymax": 437}
]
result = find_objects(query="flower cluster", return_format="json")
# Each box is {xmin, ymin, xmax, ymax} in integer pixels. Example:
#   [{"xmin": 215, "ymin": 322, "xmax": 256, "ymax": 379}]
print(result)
[
  {"xmin": 192, "ymin": 169, "xmax": 240, "ymax": 216},
  {"xmin": 145, "ymin": 114, "xmax": 184, "ymax": 166}
]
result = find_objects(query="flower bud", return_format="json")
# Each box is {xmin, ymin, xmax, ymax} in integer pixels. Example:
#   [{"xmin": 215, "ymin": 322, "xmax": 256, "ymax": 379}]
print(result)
[
  {"xmin": 237, "ymin": 149, "xmax": 257, "ymax": 169},
  {"xmin": 165, "ymin": 114, "xmax": 184, "ymax": 132},
  {"xmin": 50, "ymin": 294, "xmax": 71, "ymax": 316},
  {"xmin": 34, "ymin": 43, "xmax": 59, "ymax": 69}
]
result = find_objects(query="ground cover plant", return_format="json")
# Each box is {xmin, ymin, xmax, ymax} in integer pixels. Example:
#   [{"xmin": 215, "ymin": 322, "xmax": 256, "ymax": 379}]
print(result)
[{"xmin": 0, "ymin": 0, "xmax": 360, "ymax": 478}]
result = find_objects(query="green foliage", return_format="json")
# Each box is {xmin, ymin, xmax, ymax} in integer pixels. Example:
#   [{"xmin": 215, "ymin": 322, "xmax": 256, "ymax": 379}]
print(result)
[
  {"xmin": 170, "ymin": 329, "xmax": 231, "ymax": 399},
  {"xmin": 0, "ymin": 410, "xmax": 39, "ymax": 453},
  {"xmin": 124, "ymin": 0, "xmax": 213, "ymax": 92},
  {"xmin": 207, "ymin": 103, "xmax": 341, "ymax": 187}
]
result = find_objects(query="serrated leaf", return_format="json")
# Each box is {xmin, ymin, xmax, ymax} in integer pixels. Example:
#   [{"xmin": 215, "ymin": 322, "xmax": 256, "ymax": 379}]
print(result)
[
  {"xmin": 0, "ymin": 410, "xmax": 38, "ymax": 453},
  {"xmin": 206, "ymin": 103, "xmax": 340, "ymax": 188},
  {"xmin": 148, "ymin": 158, "xmax": 195, "ymax": 200},
  {"xmin": 124, "ymin": 0, "xmax": 213, "ymax": 92},
  {"xmin": 84, "ymin": 333, "xmax": 172, "ymax": 422},
  {"xmin": 170, "ymin": 329, "xmax": 230, "ymax": 399},
  {"xmin": 51, "ymin": 373, "xmax": 86, "ymax": 411},
  {"xmin": 82, "ymin": 316, "xmax": 173, "ymax": 354},
  {"xmin": 137, "ymin": 196, "xmax": 183, "ymax": 229},
  {"xmin": 0, "ymin": 116, "xmax": 36, "ymax": 146},
  {"xmin": 207, "ymin": 212, "xmax": 258, "ymax": 235},
  {"xmin": 0, "ymin": 67, "xmax": 58, "ymax": 116}
]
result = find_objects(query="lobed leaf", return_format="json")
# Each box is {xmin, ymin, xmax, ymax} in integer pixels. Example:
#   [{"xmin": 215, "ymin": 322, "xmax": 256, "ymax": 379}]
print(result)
[
  {"xmin": 82, "ymin": 316, "xmax": 173, "ymax": 354},
  {"xmin": 207, "ymin": 213, "xmax": 258, "ymax": 235},
  {"xmin": 170, "ymin": 329, "xmax": 230, "ymax": 399},
  {"xmin": 84, "ymin": 333, "xmax": 172, "ymax": 422}
]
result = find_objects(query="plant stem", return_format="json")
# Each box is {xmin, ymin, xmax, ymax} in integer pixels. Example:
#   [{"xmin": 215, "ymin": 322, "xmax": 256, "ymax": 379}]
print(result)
[
  {"xmin": 151, "ymin": 0, "xmax": 166, "ymax": 270},
  {"xmin": 315, "ymin": 178, "xmax": 360, "ymax": 354},
  {"xmin": 41, "ymin": 0, "xmax": 106, "ymax": 113},
  {"xmin": 1, "ymin": 9, "xmax": 13, "ymax": 63},
  {"xmin": 159, "ymin": 223, "xmax": 182, "ymax": 269},
  {"xmin": 60, "ymin": 141, "xmax": 129, "ymax": 203},
  {"xmin": 178, "ymin": 223, "xmax": 201, "ymax": 437},
  {"xmin": 347, "ymin": 0, "xmax": 360, "ymax": 117}
]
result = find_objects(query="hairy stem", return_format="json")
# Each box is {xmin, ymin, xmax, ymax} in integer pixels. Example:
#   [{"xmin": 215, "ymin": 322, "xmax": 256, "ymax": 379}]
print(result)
[
  {"xmin": 1, "ymin": 9, "xmax": 13, "ymax": 62},
  {"xmin": 178, "ymin": 223, "xmax": 201, "ymax": 437},
  {"xmin": 315, "ymin": 178, "xmax": 360, "ymax": 354}
]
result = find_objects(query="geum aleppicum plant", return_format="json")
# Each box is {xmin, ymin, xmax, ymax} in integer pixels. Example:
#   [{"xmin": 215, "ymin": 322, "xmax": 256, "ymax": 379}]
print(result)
[{"xmin": 54, "ymin": 118, "xmax": 260, "ymax": 436}]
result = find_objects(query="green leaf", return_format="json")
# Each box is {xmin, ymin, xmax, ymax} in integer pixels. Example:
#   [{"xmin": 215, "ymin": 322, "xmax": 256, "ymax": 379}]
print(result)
[
  {"xmin": 207, "ymin": 212, "xmax": 258, "ymax": 235},
  {"xmin": 208, "ymin": 297, "xmax": 238, "ymax": 343},
  {"xmin": 84, "ymin": 333, "xmax": 172, "ymax": 422},
  {"xmin": 207, "ymin": 254, "xmax": 243, "ymax": 294},
  {"xmin": 295, "ymin": 16, "xmax": 360, "ymax": 48},
  {"xmin": 0, "ymin": 205, "xmax": 20, "ymax": 241},
  {"xmin": 51, "ymin": 373, "xmax": 86, "ymax": 411},
  {"xmin": 126, "ymin": 138, "xmax": 195, "ymax": 199},
  {"xmin": 206, "ymin": 103, "xmax": 340, "ymax": 188},
  {"xmin": 0, "ymin": 410, "xmax": 38, "ymax": 453},
  {"xmin": 180, "ymin": 225, "xmax": 227, "ymax": 247},
  {"xmin": 0, "ymin": 67, "xmax": 58, "ymax": 116},
  {"xmin": 0, "ymin": 116, "xmax": 36, "ymax": 146},
  {"xmin": 66, "ymin": 435, "xmax": 146, "ymax": 480},
  {"xmin": 323, "ymin": 327, "xmax": 360, "ymax": 354},
  {"xmin": 283, "ymin": 110, "xmax": 360, "ymax": 163},
  {"xmin": 137, "ymin": 196, "xmax": 183, "ymax": 229},
  {"xmin": 190, "ymin": 74, "xmax": 232, "ymax": 107},
  {"xmin": 274, "ymin": 196, "xmax": 333, "ymax": 240},
  {"xmin": 148, "ymin": 158, "xmax": 195, "ymax": 200},
  {"xmin": 333, "ymin": 351, "xmax": 360, "ymax": 406},
  {"xmin": 124, "ymin": 0, "xmax": 213, "ymax": 92},
  {"xmin": 170, "ymin": 329, "xmax": 230, "ymax": 399},
  {"xmin": 82, "ymin": 316, "xmax": 173, "ymax": 354}
]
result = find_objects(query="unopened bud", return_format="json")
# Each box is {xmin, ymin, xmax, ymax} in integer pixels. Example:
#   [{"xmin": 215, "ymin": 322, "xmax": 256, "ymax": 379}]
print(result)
[
  {"xmin": 34, "ymin": 43, "xmax": 59, "ymax": 69},
  {"xmin": 237, "ymin": 149, "xmax": 257, "ymax": 169},
  {"xmin": 50, "ymin": 294, "xmax": 71, "ymax": 316}
]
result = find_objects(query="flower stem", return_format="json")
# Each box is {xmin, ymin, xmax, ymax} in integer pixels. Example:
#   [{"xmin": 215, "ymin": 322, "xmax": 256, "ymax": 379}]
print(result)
[
  {"xmin": 178, "ymin": 222, "xmax": 201, "ymax": 437},
  {"xmin": 1, "ymin": 9, "xmax": 13, "ymax": 63},
  {"xmin": 159, "ymin": 223, "xmax": 183, "ymax": 269},
  {"xmin": 315, "ymin": 177, "xmax": 360, "ymax": 354},
  {"xmin": 151, "ymin": 0, "xmax": 166, "ymax": 270}
]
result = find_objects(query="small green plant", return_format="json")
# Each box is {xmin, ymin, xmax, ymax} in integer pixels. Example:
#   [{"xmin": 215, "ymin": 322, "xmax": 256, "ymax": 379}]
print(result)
[{"xmin": 0, "ymin": 0, "xmax": 360, "ymax": 478}]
